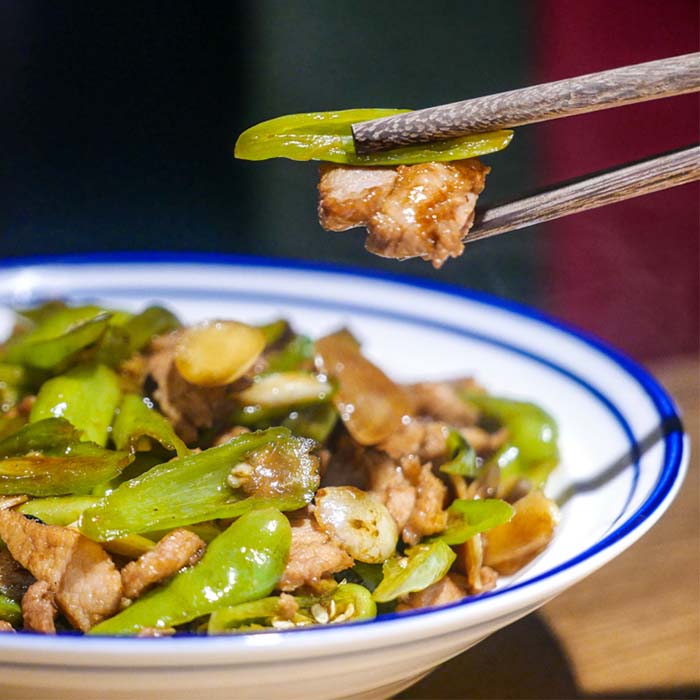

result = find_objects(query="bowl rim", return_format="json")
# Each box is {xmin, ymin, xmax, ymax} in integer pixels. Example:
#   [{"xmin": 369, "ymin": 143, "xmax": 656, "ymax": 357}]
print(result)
[{"xmin": 0, "ymin": 251, "xmax": 687, "ymax": 657}]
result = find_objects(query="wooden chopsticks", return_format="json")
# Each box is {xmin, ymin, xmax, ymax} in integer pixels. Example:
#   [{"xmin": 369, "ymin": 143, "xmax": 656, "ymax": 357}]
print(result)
[
  {"xmin": 351, "ymin": 53, "xmax": 700, "ymax": 153},
  {"xmin": 468, "ymin": 146, "xmax": 700, "ymax": 241},
  {"xmin": 350, "ymin": 53, "xmax": 700, "ymax": 241}
]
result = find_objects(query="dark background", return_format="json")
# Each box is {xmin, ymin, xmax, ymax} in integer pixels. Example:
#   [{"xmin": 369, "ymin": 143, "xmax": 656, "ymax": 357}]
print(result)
[{"xmin": 1, "ymin": 0, "xmax": 698, "ymax": 361}]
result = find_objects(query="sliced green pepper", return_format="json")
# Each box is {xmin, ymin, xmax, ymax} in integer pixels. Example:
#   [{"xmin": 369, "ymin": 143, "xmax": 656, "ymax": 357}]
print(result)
[
  {"xmin": 372, "ymin": 541, "xmax": 456, "ymax": 603},
  {"xmin": 18, "ymin": 495, "xmax": 97, "ymax": 526},
  {"xmin": 0, "ymin": 363, "xmax": 43, "ymax": 410},
  {"xmin": 429, "ymin": 498, "xmax": 514, "ymax": 546},
  {"xmin": 80, "ymin": 427, "xmax": 319, "ymax": 540},
  {"xmin": 283, "ymin": 403, "xmax": 338, "ymax": 443},
  {"xmin": 3, "ymin": 306, "xmax": 112, "ymax": 371},
  {"xmin": 207, "ymin": 582, "xmax": 375, "ymax": 634},
  {"xmin": 464, "ymin": 393, "xmax": 560, "ymax": 489},
  {"xmin": 121, "ymin": 305, "xmax": 180, "ymax": 354},
  {"xmin": 30, "ymin": 363, "xmax": 121, "ymax": 446},
  {"xmin": 439, "ymin": 429, "xmax": 478, "ymax": 477},
  {"xmin": 14, "ymin": 300, "xmax": 68, "ymax": 324},
  {"xmin": 89, "ymin": 508, "xmax": 291, "ymax": 636},
  {"xmin": 264, "ymin": 335, "xmax": 315, "ymax": 373},
  {"xmin": 346, "ymin": 561, "xmax": 384, "ymax": 593},
  {"xmin": 0, "ymin": 418, "xmax": 132, "ymax": 497},
  {"xmin": 257, "ymin": 319, "xmax": 289, "ymax": 346},
  {"xmin": 97, "ymin": 305, "xmax": 181, "ymax": 366},
  {"xmin": 235, "ymin": 109, "xmax": 513, "ymax": 166},
  {"xmin": 112, "ymin": 393, "xmax": 189, "ymax": 457},
  {"xmin": 0, "ymin": 592, "xmax": 21, "ymax": 627}
]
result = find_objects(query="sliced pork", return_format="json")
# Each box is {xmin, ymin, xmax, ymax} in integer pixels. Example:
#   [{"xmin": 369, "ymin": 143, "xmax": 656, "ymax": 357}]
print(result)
[{"xmin": 318, "ymin": 159, "xmax": 489, "ymax": 268}]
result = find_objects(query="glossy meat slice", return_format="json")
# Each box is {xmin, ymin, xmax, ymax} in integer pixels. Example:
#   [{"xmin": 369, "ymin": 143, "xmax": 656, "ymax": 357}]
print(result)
[
  {"xmin": 0, "ymin": 509, "xmax": 122, "ymax": 631},
  {"xmin": 378, "ymin": 420, "xmax": 451, "ymax": 464},
  {"xmin": 367, "ymin": 453, "xmax": 447, "ymax": 545},
  {"xmin": 317, "ymin": 165, "xmax": 397, "ymax": 230},
  {"xmin": 406, "ymin": 381, "xmax": 479, "ymax": 427},
  {"xmin": 22, "ymin": 580, "xmax": 57, "ymax": 633},
  {"xmin": 278, "ymin": 512, "xmax": 353, "ymax": 592},
  {"xmin": 366, "ymin": 452, "xmax": 416, "ymax": 532},
  {"xmin": 318, "ymin": 159, "xmax": 489, "ymax": 268},
  {"xmin": 121, "ymin": 528, "xmax": 206, "ymax": 600},
  {"xmin": 399, "ymin": 456, "xmax": 448, "ymax": 545}
]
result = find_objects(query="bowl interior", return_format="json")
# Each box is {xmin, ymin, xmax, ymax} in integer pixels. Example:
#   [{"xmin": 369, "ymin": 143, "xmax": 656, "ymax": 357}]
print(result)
[{"xmin": 0, "ymin": 254, "xmax": 686, "ymax": 653}]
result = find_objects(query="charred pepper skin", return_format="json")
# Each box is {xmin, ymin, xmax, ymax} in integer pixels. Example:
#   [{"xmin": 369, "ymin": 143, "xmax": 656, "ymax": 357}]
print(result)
[{"xmin": 89, "ymin": 508, "xmax": 291, "ymax": 636}]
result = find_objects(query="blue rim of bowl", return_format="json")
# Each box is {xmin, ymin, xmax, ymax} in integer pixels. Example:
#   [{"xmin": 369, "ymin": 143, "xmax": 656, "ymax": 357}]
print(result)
[{"xmin": 0, "ymin": 252, "xmax": 686, "ymax": 643}]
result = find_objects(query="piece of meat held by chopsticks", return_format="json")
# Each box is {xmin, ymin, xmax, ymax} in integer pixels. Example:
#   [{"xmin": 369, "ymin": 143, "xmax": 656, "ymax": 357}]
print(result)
[{"xmin": 318, "ymin": 159, "xmax": 489, "ymax": 268}]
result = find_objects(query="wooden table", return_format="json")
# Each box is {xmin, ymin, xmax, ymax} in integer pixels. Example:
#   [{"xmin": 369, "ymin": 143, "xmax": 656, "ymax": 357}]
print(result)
[{"xmin": 399, "ymin": 356, "xmax": 699, "ymax": 700}]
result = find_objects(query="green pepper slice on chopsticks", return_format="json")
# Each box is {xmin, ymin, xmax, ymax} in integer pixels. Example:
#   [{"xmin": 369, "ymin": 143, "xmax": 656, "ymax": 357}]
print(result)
[{"xmin": 235, "ymin": 109, "xmax": 513, "ymax": 166}]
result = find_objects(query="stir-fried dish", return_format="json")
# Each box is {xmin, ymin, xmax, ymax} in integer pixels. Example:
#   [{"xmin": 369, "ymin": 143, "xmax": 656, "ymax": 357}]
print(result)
[
  {"xmin": 235, "ymin": 110, "xmax": 513, "ymax": 268},
  {"xmin": 0, "ymin": 302, "xmax": 559, "ymax": 636}
]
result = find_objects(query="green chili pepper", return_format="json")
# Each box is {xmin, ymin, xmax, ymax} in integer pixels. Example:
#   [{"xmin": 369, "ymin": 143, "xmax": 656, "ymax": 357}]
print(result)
[
  {"xmin": 283, "ymin": 403, "xmax": 338, "ymax": 443},
  {"xmin": 207, "ymin": 596, "xmax": 282, "ymax": 633},
  {"xmin": 372, "ymin": 541, "xmax": 456, "ymax": 603},
  {"xmin": 97, "ymin": 305, "xmax": 181, "ymax": 366},
  {"xmin": 257, "ymin": 319, "xmax": 289, "ymax": 346},
  {"xmin": 0, "ymin": 418, "xmax": 132, "ymax": 497},
  {"xmin": 439, "ymin": 429, "xmax": 478, "ymax": 477},
  {"xmin": 121, "ymin": 305, "xmax": 180, "ymax": 354},
  {"xmin": 4, "ymin": 306, "xmax": 113, "ymax": 371},
  {"xmin": 89, "ymin": 508, "xmax": 291, "ymax": 636},
  {"xmin": 15, "ymin": 300, "xmax": 68, "ymax": 324},
  {"xmin": 429, "ymin": 498, "xmax": 514, "ymax": 546},
  {"xmin": 0, "ymin": 363, "xmax": 43, "ymax": 410},
  {"xmin": 112, "ymin": 393, "xmax": 189, "ymax": 457},
  {"xmin": 0, "ymin": 592, "xmax": 21, "ymax": 627},
  {"xmin": 80, "ymin": 427, "xmax": 319, "ymax": 540},
  {"xmin": 235, "ymin": 109, "xmax": 513, "ymax": 166},
  {"xmin": 264, "ymin": 335, "xmax": 315, "ymax": 374},
  {"xmin": 463, "ymin": 393, "xmax": 560, "ymax": 488},
  {"xmin": 30, "ymin": 363, "xmax": 121, "ymax": 446},
  {"xmin": 207, "ymin": 582, "xmax": 375, "ymax": 634},
  {"xmin": 18, "ymin": 495, "xmax": 97, "ymax": 526},
  {"xmin": 346, "ymin": 562, "xmax": 384, "ymax": 593}
]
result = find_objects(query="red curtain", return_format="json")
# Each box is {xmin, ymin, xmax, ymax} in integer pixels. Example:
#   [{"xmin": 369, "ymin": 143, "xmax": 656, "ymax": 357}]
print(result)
[{"xmin": 535, "ymin": 0, "xmax": 699, "ymax": 360}]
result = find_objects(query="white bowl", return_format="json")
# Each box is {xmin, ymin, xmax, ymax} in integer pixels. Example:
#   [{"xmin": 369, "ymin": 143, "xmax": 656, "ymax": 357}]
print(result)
[{"xmin": 0, "ymin": 254, "xmax": 688, "ymax": 700}]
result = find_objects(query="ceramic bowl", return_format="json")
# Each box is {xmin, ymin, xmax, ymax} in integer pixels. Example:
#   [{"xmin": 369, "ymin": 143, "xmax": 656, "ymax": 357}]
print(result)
[{"xmin": 0, "ymin": 254, "xmax": 687, "ymax": 700}]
